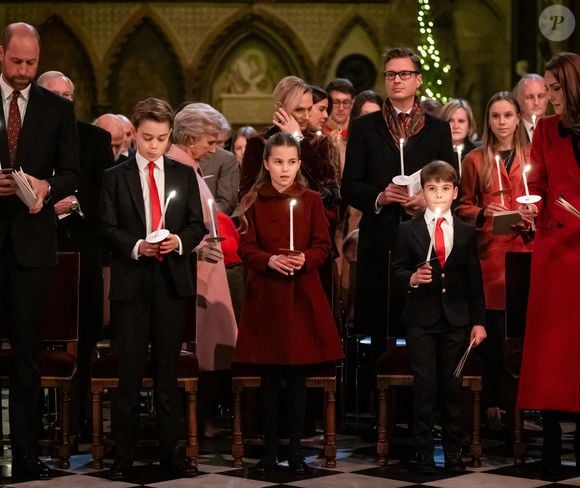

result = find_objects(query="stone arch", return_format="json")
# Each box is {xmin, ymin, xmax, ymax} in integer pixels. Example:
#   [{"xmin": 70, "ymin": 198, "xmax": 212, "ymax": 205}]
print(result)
[
  {"xmin": 104, "ymin": 15, "xmax": 185, "ymax": 116},
  {"xmin": 37, "ymin": 15, "xmax": 97, "ymax": 121},
  {"xmin": 190, "ymin": 8, "xmax": 315, "ymax": 105},
  {"xmin": 316, "ymin": 13, "xmax": 383, "ymax": 88}
]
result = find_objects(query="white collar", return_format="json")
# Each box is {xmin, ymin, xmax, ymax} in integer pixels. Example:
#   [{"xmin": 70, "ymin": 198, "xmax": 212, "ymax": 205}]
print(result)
[
  {"xmin": 136, "ymin": 152, "xmax": 163, "ymax": 171},
  {"xmin": 0, "ymin": 74, "xmax": 31, "ymax": 102},
  {"xmin": 424, "ymin": 207, "xmax": 453, "ymax": 224}
]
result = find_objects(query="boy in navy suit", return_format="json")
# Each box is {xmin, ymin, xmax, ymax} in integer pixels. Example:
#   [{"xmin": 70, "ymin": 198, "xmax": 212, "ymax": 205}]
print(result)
[
  {"xmin": 100, "ymin": 98, "xmax": 206, "ymax": 480},
  {"xmin": 393, "ymin": 160, "xmax": 486, "ymax": 474}
]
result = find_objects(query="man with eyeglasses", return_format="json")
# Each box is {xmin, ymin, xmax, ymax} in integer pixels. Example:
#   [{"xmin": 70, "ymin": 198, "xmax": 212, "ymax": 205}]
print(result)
[
  {"xmin": 323, "ymin": 78, "xmax": 354, "ymax": 179},
  {"xmin": 342, "ymin": 46, "xmax": 455, "ymax": 423}
]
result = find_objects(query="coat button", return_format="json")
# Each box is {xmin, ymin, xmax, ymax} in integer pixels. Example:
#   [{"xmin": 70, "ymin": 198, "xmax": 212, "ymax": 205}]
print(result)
[{"xmin": 442, "ymin": 288, "xmax": 447, "ymax": 293}]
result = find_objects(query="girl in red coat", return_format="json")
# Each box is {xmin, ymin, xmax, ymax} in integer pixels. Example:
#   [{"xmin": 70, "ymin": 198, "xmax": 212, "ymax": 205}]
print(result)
[
  {"xmin": 235, "ymin": 132, "xmax": 343, "ymax": 474},
  {"xmin": 518, "ymin": 52, "xmax": 580, "ymax": 475},
  {"xmin": 456, "ymin": 92, "xmax": 531, "ymax": 429}
]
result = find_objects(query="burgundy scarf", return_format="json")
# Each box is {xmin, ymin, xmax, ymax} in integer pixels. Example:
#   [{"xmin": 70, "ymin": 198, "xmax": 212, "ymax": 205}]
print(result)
[{"xmin": 382, "ymin": 96, "xmax": 425, "ymax": 146}]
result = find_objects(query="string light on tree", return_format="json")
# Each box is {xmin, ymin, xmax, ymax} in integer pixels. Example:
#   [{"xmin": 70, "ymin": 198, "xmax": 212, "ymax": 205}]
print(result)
[{"xmin": 416, "ymin": 0, "xmax": 451, "ymax": 103}]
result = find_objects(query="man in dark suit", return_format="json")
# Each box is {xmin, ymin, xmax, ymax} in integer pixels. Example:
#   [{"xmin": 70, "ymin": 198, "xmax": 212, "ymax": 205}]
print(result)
[
  {"xmin": 94, "ymin": 113, "xmax": 125, "ymax": 162},
  {"xmin": 342, "ymin": 47, "xmax": 455, "ymax": 362},
  {"xmin": 0, "ymin": 23, "xmax": 79, "ymax": 479},
  {"xmin": 513, "ymin": 73, "xmax": 548, "ymax": 143},
  {"xmin": 37, "ymin": 70, "xmax": 115, "ymax": 435},
  {"xmin": 100, "ymin": 98, "xmax": 206, "ymax": 480},
  {"xmin": 392, "ymin": 161, "xmax": 486, "ymax": 473}
]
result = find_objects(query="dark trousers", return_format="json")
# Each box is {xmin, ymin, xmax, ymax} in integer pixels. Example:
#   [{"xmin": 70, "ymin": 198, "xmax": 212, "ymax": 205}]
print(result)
[
  {"xmin": 112, "ymin": 259, "xmax": 187, "ymax": 461},
  {"xmin": 407, "ymin": 320, "xmax": 467, "ymax": 457},
  {"xmin": 0, "ymin": 239, "xmax": 50, "ymax": 459},
  {"xmin": 542, "ymin": 410, "xmax": 580, "ymax": 465},
  {"xmin": 260, "ymin": 365, "xmax": 307, "ymax": 461}
]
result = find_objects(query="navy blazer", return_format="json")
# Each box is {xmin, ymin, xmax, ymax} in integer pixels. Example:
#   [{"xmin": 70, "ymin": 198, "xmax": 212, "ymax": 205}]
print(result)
[
  {"xmin": 100, "ymin": 155, "xmax": 207, "ymax": 301},
  {"xmin": 393, "ymin": 212, "xmax": 485, "ymax": 328}
]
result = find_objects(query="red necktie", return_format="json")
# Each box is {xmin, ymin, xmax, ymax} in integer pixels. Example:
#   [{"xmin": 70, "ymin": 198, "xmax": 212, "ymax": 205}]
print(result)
[
  {"xmin": 7, "ymin": 90, "xmax": 21, "ymax": 166},
  {"xmin": 435, "ymin": 217, "xmax": 446, "ymax": 268},
  {"xmin": 148, "ymin": 162, "xmax": 164, "ymax": 261}
]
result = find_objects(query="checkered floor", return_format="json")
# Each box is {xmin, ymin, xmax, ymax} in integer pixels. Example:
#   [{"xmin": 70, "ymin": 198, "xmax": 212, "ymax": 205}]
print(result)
[{"xmin": 1, "ymin": 433, "xmax": 579, "ymax": 488}]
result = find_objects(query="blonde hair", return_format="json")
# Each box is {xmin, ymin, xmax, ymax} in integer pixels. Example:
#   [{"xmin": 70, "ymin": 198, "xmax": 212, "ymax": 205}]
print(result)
[
  {"xmin": 273, "ymin": 76, "xmax": 311, "ymax": 114},
  {"xmin": 440, "ymin": 99, "xmax": 477, "ymax": 139},
  {"xmin": 480, "ymin": 92, "xmax": 527, "ymax": 191}
]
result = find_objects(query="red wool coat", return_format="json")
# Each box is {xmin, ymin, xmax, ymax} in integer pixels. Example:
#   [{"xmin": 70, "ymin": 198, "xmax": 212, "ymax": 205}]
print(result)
[
  {"xmin": 457, "ymin": 147, "xmax": 532, "ymax": 310},
  {"xmin": 234, "ymin": 183, "xmax": 344, "ymax": 365},
  {"xmin": 518, "ymin": 115, "xmax": 580, "ymax": 412}
]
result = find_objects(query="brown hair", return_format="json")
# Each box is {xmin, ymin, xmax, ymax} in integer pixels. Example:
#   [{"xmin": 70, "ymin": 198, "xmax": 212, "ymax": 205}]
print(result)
[
  {"xmin": 420, "ymin": 160, "xmax": 458, "ymax": 187},
  {"xmin": 545, "ymin": 52, "xmax": 580, "ymax": 129},
  {"xmin": 383, "ymin": 47, "xmax": 422, "ymax": 72},
  {"xmin": 440, "ymin": 98, "xmax": 477, "ymax": 139},
  {"xmin": 480, "ymin": 91, "xmax": 527, "ymax": 191},
  {"xmin": 237, "ymin": 132, "xmax": 306, "ymax": 233},
  {"xmin": 131, "ymin": 98, "xmax": 173, "ymax": 129}
]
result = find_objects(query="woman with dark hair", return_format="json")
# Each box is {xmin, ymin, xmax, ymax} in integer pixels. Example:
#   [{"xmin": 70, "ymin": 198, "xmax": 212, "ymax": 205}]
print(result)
[
  {"xmin": 518, "ymin": 52, "xmax": 580, "ymax": 475},
  {"xmin": 457, "ymin": 91, "xmax": 532, "ymax": 430},
  {"xmin": 308, "ymin": 85, "xmax": 331, "ymax": 133},
  {"xmin": 350, "ymin": 89, "xmax": 383, "ymax": 120},
  {"xmin": 232, "ymin": 126, "xmax": 258, "ymax": 165}
]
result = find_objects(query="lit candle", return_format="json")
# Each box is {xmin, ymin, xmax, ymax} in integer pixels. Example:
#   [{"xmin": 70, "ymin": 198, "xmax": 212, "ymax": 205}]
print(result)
[
  {"xmin": 495, "ymin": 155, "xmax": 505, "ymax": 206},
  {"xmin": 531, "ymin": 113, "xmax": 537, "ymax": 129},
  {"xmin": 456, "ymin": 143, "xmax": 464, "ymax": 177},
  {"xmin": 399, "ymin": 138, "xmax": 405, "ymax": 176},
  {"xmin": 157, "ymin": 190, "xmax": 176, "ymax": 231},
  {"xmin": 289, "ymin": 199, "xmax": 297, "ymax": 251},
  {"xmin": 522, "ymin": 164, "xmax": 531, "ymax": 197},
  {"xmin": 207, "ymin": 198, "xmax": 218, "ymax": 238},
  {"xmin": 425, "ymin": 207, "xmax": 441, "ymax": 263}
]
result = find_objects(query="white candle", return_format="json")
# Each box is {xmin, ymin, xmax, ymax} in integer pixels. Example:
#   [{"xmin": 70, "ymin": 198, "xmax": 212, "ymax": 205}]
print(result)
[
  {"xmin": 495, "ymin": 155, "xmax": 505, "ymax": 206},
  {"xmin": 531, "ymin": 113, "xmax": 537, "ymax": 129},
  {"xmin": 522, "ymin": 164, "xmax": 531, "ymax": 197},
  {"xmin": 207, "ymin": 198, "xmax": 218, "ymax": 238},
  {"xmin": 456, "ymin": 144, "xmax": 464, "ymax": 177},
  {"xmin": 289, "ymin": 199, "xmax": 297, "ymax": 250},
  {"xmin": 399, "ymin": 138, "xmax": 405, "ymax": 176},
  {"xmin": 157, "ymin": 190, "xmax": 176, "ymax": 231},
  {"xmin": 425, "ymin": 207, "xmax": 441, "ymax": 263}
]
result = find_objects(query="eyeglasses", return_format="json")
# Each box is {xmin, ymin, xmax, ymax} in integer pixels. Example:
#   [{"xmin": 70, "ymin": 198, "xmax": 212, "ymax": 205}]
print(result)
[
  {"xmin": 384, "ymin": 70, "xmax": 419, "ymax": 81},
  {"xmin": 332, "ymin": 99, "xmax": 353, "ymax": 108}
]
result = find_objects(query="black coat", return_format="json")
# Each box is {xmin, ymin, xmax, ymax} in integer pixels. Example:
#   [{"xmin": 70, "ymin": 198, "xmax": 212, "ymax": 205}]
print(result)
[{"xmin": 342, "ymin": 110, "xmax": 454, "ymax": 337}]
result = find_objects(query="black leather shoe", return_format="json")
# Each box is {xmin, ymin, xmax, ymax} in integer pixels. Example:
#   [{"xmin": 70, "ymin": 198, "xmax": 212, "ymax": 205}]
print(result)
[
  {"xmin": 250, "ymin": 458, "xmax": 278, "ymax": 474},
  {"xmin": 415, "ymin": 453, "xmax": 436, "ymax": 475},
  {"xmin": 445, "ymin": 455, "xmax": 466, "ymax": 473},
  {"xmin": 109, "ymin": 457, "xmax": 132, "ymax": 481},
  {"xmin": 160, "ymin": 460, "xmax": 199, "ymax": 478},
  {"xmin": 12, "ymin": 456, "xmax": 50, "ymax": 479},
  {"xmin": 288, "ymin": 458, "xmax": 309, "ymax": 474}
]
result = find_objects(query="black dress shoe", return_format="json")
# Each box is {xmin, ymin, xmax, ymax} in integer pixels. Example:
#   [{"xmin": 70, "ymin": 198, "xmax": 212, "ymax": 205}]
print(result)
[
  {"xmin": 160, "ymin": 460, "xmax": 199, "ymax": 478},
  {"xmin": 109, "ymin": 457, "xmax": 132, "ymax": 481},
  {"xmin": 415, "ymin": 453, "xmax": 436, "ymax": 475},
  {"xmin": 445, "ymin": 455, "xmax": 466, "ymax": 473},
  {"xmin": 288, "ymin": 458, "xmax": 309, "ymax": 474},
  {"xmin": 12, "ymin": 456, "xmax": 50, "ymax": 479},
  {"xmin": 250, "ymin": 458, "xmax": 278, "ymax": 474}
]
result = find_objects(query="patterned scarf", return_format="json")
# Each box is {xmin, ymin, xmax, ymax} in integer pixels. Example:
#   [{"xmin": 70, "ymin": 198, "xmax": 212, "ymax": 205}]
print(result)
[{"xmin": 382, "ymin": 96, "xmax": 425, "ymax": 146}]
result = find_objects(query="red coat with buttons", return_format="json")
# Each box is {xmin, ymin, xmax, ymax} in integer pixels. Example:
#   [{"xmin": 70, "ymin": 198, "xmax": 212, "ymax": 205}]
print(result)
[
  {"xmin": 234, "ymin": 182, "xmax": 344, "ymax": 365},
  {"xmin": 456, "ymin": 147, "xmax": 532, "ymax": 310}
]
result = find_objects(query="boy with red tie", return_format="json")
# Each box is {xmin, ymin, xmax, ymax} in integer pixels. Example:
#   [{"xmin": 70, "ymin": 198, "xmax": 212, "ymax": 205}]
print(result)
[
  {"xmin": 393, "ymin": 160, "xmax": 486, "ymax": 474},
  {"xmin": 100, "ymin": 98, "xmax": 206, "ymax": 480}
]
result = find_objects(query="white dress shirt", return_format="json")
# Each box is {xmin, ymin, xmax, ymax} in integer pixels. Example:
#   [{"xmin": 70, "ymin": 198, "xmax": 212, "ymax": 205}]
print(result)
[
  {"xmin": 0, "ymin": 74, "xmax": 30, "ymax": 125},
  {"xmin": 424, "ymin": 207, "xmax": 454, "ymax": 260}
]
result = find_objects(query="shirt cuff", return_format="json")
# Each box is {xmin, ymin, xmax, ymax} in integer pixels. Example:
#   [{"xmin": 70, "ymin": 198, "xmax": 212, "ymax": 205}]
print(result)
[
  {"xmin": 175, "ymin": 235, "xmax": 183, "ymax": 255},
  {"xmin": 131, "ymin": 239, "xmax": 143, "ymax": 260},
  {"xmin": 374, "ymin": 193, "xmax": 383, "ymax": 214}
]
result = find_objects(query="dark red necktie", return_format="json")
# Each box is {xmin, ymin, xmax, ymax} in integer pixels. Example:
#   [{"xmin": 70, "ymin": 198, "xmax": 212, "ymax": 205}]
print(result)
[
  {"xmin": 398, "ymin": 112, "xmax": 409, "ymax": 123},
  {"xmin": 435, "ymin": 217, "xmax": 446, "ymax": 268},
  {"xmin": 148, "ymin": 162, "xmax": 163, "ymax": 261},
  {"xmin": 7, "ymin": 90, "xmax": 21, "ymax": 166}
]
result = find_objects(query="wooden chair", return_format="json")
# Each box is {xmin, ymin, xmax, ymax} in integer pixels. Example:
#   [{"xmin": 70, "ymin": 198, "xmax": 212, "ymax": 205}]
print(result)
[
  {"xmin": 376, "ymin": 342, "xmax": 483, "ymax": 466},
  {"xmin": 505, "ymin": 251, "xmax": 532, "ymax": 465},
  {"xmin": 231, "ymin": 362, "xmax": 337, "ymax": 468},
  {"xmin": 90, "ymin": 264, "xmax": 199, "ymax": 469},
  {"xmin": 0, "ymin": 252, "xmax": 80, "ymax": 468}
]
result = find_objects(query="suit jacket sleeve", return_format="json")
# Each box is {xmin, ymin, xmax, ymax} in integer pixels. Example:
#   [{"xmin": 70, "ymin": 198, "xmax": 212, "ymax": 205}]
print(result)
[
  {"xmin": 466, "ymin": 226, "xmax": 486, "ymax": 325},
  {"xmin": 214, "ymin": 150, "xmax": 239, "ymax": 215},
  {"xmin": 392, "ymin": 222, "xmax": 415, "ymax": 289}
]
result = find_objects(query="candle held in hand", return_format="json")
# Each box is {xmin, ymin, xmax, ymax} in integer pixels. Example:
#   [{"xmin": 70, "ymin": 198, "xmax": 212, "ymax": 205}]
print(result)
[
  {"xmin": 289, "ymin": 198, "xmax": 297, "ymax": 251},
  {"xmin": 207, "ymin": 198, "xmax": 218, "ymax": 238}
]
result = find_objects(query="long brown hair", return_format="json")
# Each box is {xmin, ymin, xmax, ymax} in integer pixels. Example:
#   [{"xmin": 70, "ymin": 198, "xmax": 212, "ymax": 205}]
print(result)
[
  {"xmin": 545, "ymin": 52, "xmax": 580, "ymax": 131},
  {"xmin": 480, "ymin": 91, "xmax": 527, "ymax": 191},
  {"xmin": 237, "ymin": 133, "xmax": 307, "ymax": 233}
]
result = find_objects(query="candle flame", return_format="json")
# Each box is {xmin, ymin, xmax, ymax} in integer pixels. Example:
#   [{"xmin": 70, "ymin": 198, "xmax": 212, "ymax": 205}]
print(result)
[
  {"xmin": 531, "ymin": 114, "xmax": 537, "ymax": 126},
  {"xmin": 168, "ymin": 190, "xmax": 176, "ymax": 199},
  {"xmin": 495, "ymin": 155, "xmax": 500, "ymax": 163},
  {"xmin": 457, "ymin": 143, "xmax": 464, "ymax": 152},
  {"xmin": 208, "ymin": 198, "xmax": 213, "ymax": 205},
  {"xmin": 399, "ymin": 138, "xmax": 405, "ymax": 145},
  {"xmin": 524, "ymin": 164, "xmax": 531, "ymax": 173},
  {"xmin": 434, "ymin": 207, "xmax": 441, "ymax": 217},
  {"xmin": 290, "ymin": 199, "xmax": 297, "ymax": 207}
]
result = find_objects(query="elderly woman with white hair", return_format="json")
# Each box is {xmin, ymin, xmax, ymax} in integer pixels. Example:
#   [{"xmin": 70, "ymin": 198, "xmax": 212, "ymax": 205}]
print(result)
[{"xmin": 166, "ymin": 103, "xmax": 239, "ymax": 437}]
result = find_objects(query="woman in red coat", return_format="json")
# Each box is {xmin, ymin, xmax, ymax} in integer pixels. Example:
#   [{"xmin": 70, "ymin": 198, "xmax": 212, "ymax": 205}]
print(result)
[
  {"xmin": 235, "ymin": 133, "xmax": 343, "ymax": 474},
  {"xmin": 518, "ymin": 52, "xmax": 580, "ymax": 475},
  {"xmin": 457, "ymin": 91, "xmax": 531, "ymax": 428}
]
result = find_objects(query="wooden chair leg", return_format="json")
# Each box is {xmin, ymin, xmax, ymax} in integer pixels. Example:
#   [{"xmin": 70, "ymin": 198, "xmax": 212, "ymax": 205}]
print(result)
[
  {"xmin": 185, "ymin": 387, "xmax": 198, "ymax": 467},
  {"xmin": 324, "ymin": 386, "xmax": 336, "ymax": 468},
  {"xmin": 91, "ymin": 388, "xmax": 104, "ymax": 469},
  {"xmin": 376, "ymin": 386, "xmax": 388, "ymax": 466},
  {"xmin": 513, "ymin": 406, "xmax": 526, "ymax": 465},
  {"xmin": 58, "ymin": 387, "xmax": 72, "ymax": 468},
  {"xmin": 232, "ymin": 381, "xmax": 244, "ymax": 467},
  {"xmin": 470, "ymin": 388, "xmax": 482, "ymax": 467}
]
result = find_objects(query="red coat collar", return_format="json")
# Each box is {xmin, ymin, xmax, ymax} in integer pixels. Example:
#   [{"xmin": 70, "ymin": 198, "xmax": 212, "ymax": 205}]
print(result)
[{"xmin": 258, "ymin": 182, "xmax": 307, "ymax": 199}]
